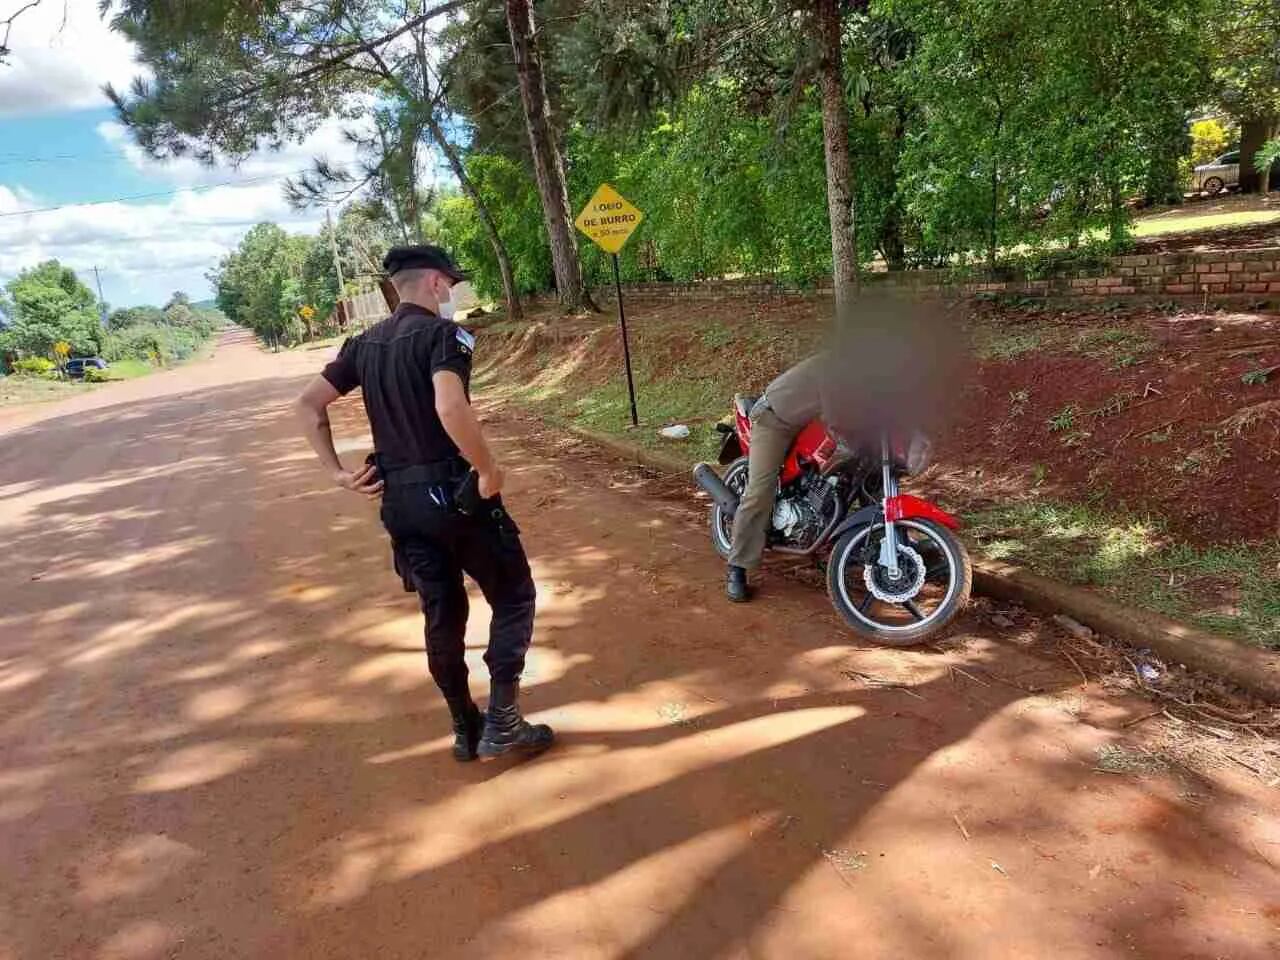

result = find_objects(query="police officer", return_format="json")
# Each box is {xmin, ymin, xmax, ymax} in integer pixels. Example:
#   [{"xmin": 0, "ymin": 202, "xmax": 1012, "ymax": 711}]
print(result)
[{"xmin": 294, "ymin": 244, "xmax": 553, "ymax": 763}]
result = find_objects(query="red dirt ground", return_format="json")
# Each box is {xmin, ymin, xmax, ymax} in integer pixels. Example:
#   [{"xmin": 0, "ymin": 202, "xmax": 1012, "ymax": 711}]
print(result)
[
  {"xmin": 2, "ymin": 329, "xmax": 1277, "ymax": 959},
  {"xmin": 947, "ymin": 305, "xmax": 1280, "ymax": 543},
  {"xmin": 479, "ymin": 298, "xmax": 1280, "ymax": 545}
]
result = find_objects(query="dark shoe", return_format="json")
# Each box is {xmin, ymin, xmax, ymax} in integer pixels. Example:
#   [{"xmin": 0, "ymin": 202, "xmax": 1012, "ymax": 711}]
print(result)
[
  {"xmin": 448, "ymin": 700, "xmax": 484, "ymax": 762},
  {"xmin": 726, "ymin": 565, "xmax": 751, "ymax": 603},
  {"xmin": 477, "ymin": 681, "xmax": 554, "ymax": 762}
]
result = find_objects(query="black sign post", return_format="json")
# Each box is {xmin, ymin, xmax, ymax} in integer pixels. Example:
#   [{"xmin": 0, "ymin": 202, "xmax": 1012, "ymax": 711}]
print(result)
[
  {"xmin": 612, "ymin": 253, "xmax": 640, "ymax": 427},
  {"xmin": 575, "ymin": 183, "xmax": 644, "ymax": 428}
]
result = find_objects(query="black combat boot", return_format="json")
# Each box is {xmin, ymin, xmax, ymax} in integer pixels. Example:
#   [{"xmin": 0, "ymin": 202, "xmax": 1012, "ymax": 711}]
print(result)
[
  {"xmin": 726, "ymin": 565, "xmax": 751, "ymax": 603},
  {"xmin": 447, "ymin": 697, "xmax": 484, "ymax": 762},
  {"xmin": 477, "ymin": 681, "xmax": 554, "ymax": 761}
]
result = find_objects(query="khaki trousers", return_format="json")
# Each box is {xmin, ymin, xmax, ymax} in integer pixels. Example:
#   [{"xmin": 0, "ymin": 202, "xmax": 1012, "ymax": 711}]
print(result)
[{"xmin": 728, "ymin": 407, "xmax": 797, "ymax": 570}]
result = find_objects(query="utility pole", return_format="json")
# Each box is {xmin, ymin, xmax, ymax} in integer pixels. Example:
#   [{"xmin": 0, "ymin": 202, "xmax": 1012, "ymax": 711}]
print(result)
[
  {"xmin": 92, "ymin": 266, "xmax": 109, "ymax": 328},
  {"xmin": 326, "ymin": 209, "xmax": 351, "ymax": 331},
  {"xmin": 326, "ymin": 208, "xmax": 346, "ymax": 292}
]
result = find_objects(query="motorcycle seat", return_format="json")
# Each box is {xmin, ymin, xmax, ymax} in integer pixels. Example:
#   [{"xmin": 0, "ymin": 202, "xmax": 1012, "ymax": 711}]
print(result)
[{"xmin": 734, "ymin": 394, "xmax": 759, "ymax": 417}]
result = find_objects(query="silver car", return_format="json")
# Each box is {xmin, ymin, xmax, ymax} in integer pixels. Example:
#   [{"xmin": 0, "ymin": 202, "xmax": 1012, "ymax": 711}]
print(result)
[{"xmin": 1192, "ymin": 151, "xmax": 1240, "ymax": 195}]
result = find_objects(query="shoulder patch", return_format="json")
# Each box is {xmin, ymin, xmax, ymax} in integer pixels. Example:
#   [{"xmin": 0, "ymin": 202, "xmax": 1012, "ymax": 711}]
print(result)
[{"xmin": 455, "ymin": 327, "xmax": 476, "ymax": 353}]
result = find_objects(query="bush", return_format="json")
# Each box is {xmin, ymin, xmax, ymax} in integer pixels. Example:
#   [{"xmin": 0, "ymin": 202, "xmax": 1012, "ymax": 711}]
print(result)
[
  {"xmin": 11, "ymin": 357, "xmax": 56, "ymax": 377},
  {"xmin": 82, "ymin": 367, "xmax": 111, "ymax": 383},
  {"xmin": 102, "ymin": 323, "xmax": 203, "ymax": 364}
]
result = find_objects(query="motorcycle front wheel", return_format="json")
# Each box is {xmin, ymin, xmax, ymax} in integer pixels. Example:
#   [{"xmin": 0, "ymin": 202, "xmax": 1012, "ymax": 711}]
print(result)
[{"xmin": 826, "ymin": 518, "xmax": 972, "ymax": 646}]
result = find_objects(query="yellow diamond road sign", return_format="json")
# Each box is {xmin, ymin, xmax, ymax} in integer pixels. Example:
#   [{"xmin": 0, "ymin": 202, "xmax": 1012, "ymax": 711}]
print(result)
[{"xmin": 575, "ymin": 183, "xmax": 644, "ymax": 254}]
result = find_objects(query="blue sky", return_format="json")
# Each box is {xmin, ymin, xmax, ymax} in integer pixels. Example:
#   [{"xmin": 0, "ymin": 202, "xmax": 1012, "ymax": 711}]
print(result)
[
  {"xmin": 1, "ymin": 109, "xmax": 161, "ymax": 202},
  {"xmin": 0, "ymin": 0, "xmax": 374, "ymax": 308}
]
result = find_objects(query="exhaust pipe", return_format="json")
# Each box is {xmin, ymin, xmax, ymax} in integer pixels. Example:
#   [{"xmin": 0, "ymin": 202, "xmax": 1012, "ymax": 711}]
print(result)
[{"xmin": 693, "ymin": 462, "xmax": 739, "ymax": 516}]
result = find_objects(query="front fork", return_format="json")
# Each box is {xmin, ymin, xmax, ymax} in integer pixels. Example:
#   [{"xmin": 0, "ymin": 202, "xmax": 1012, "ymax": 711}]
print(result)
[{"xmin": 877, "ymin": 433, "xmax": 902, "ymax": 578}]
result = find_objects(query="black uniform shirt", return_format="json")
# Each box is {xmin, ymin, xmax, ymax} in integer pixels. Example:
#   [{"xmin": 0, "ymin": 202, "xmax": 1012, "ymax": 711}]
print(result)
[{"xmin": 321, "ymin": 302, "xmax": 475, "ymax": 469}]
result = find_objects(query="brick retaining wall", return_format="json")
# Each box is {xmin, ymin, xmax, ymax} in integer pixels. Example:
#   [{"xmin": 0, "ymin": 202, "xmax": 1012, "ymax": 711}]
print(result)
[{"xmin": 578, "ymin": 246, "xmax": 1280, "ymax": 303}]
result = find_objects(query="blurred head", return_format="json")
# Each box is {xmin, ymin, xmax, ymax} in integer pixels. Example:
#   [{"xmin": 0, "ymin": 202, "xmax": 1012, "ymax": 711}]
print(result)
[{"xmin": 820, "ymin": 290, "xmax": 967, "ymax": 444}]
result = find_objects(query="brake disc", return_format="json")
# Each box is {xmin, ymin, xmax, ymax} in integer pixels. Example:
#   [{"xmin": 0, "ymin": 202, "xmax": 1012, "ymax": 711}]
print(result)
[{"xmin": 863, "ymin": 544, "xmax": 926, "ymax": 604}]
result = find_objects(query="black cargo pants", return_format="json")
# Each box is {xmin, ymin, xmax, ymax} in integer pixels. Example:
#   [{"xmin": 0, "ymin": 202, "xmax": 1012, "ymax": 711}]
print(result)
[{"xmin": 380, "ymin": 482, "xmax": 537, "ymax": 702}]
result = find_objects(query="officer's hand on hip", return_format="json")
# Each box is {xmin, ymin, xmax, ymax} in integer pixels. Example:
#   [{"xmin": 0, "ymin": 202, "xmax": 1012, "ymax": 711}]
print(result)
[
  {"xmin": 478, "ymin": 466, "xmax": 504, "ymax": 500},
  {"xmin": 335, "ymin": 463, "xmax": 384, "ymax": 499}
]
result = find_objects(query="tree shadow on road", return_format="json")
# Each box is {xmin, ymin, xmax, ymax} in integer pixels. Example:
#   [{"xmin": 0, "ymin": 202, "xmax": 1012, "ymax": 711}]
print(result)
[{"xmin": 1, "ymin": 370, "xmax": 1276, "ymax": 960}]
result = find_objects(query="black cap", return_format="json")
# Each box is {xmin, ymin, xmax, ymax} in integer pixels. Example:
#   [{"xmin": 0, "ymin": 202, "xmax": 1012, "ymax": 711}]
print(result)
[{"xmin": 382, "ymin": 244, "xmax": 470, "ymax": 281}]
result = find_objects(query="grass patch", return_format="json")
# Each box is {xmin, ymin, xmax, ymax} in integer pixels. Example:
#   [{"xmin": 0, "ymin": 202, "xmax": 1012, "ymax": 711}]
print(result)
[
  {"xmin": 107, "ymin": 359, "xmax": 154, "ymax": 380},
  {"xmin": 1130, "ymin": 208, "xmax": 1280, "ymax": 238},
  {"xmin": 1047, "ymin": 404, "xmax": 1077, "ymax": 432},
  {"xmin": 1096, "ymin": 745, "xmax": 1169, "ymax": 775},
  {"xmin": 968, "ymin": 499, "xmax": 1280, "ymax": 648},
  {"xmin": 475, "ymin": 337, "xmax": 734, "ymax": 464},
  {"xmin": 700, "ymin": 323, "xmax": 735, "ymax": 349},
  {"xmin": 290, "ymin": 333, "xmax": 348, "ymax": 352},
  {"xmin": 973, "ymin": 314, "xmax": 1155, "ymax": 367},
  {"xmin": 548, "ymin": 376, "xmax": 730, "ymax": 462},
  {"xmin": 1072, "ymin": 326, "xmax": 1153, "ymax": 361},
  {"xmin": 0, "ymin": 375, "xmax": 87, "ymax": 407},
  {"xmin": 974, "ymin": 326, "xmax": 1048, "ymax": 360}
]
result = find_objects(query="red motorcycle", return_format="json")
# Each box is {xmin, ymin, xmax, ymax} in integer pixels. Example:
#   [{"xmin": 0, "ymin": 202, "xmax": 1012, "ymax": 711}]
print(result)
[{"xmin": 693, "ymin": 395, "xmax": 972, "ymax": 645}]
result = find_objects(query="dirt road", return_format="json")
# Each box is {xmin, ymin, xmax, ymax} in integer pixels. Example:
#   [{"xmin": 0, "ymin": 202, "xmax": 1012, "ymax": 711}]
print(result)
[{"xmin": 2, "ymin": 330, "xmax": 1277, "ymax": 959}]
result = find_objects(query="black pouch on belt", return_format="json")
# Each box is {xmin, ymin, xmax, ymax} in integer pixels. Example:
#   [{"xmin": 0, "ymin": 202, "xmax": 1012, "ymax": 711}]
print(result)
[{"xmin": 452, "ymin": 469, "xmax": 482, "ymax": 516}]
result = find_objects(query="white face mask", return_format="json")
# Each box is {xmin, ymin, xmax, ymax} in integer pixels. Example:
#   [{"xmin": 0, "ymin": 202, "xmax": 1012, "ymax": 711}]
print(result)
[{"xmin": 436, "ymin": 284, "xmax": 456, "ymax": 320}]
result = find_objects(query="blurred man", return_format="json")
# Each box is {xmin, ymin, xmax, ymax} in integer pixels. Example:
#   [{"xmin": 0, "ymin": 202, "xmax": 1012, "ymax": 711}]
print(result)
[
  {"xmin": 725, "ymin": 355, "xmax": 826, "ymax": 602},
  {"xmin": 726, "ymin": 293, "xmax": 962, "ymax": 602}
]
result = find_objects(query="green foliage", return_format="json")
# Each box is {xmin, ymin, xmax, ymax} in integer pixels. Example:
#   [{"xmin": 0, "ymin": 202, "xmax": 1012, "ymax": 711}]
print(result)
[
  {"xmin": 212, "ymin": 223, "xmax": 312, "ymax": 346},
  {"xmin": 1190, "ymin": 118, "xmax": 1232, "ymax": 165},
  {"xmin": 102, "ymin": 323, "xmax": 196, "ymax": 364},
  {"xmin": 1206, "ymin": 0, "xmax": 1280, "ymax": 122},
  {"xmin": 97, "ymin": 290, "xmax": 221, "ymax": 365},
  {"xmin": 970, "ymin": 498, "xmax": 1280, "ymax": 647},
  {"xmin": 1255, "ymin": 137, "xmax": 1280, "ymax": 174},
  {"xmin": 108, "ymin": 305, "xmax": 164, "ymax": 330},
  {"xmin": 114, "ymin": 0, "xmax": 1238, "ymax": 304},
  {"xmin": 436, "ymin": 156, "xmax": 552, "ymax": 299},
  {"xmin": 0, "ymin": 261, "xmax": 103, "ymax": 358},
  {"xmin": 1241, "ymin": 366, "xmax": 1275, "ymax": 386},
  {"xmin": 886, "ymin": 0, "xmax": 1205, "ymax": 256},
  {"xmin": 1047, "ymin": 404, "xmax": 1077, "ymax": 433},
  {"xmin": 10, "ymin": 357, "xmax": 56, "ymax": 377},
  {"xmin": 82, "ymin": 367, "xmax": 112, "ymax": 383},
  {"xmin": 427, "ymin": 0, "xmax": 1215, "ymax": 293}
]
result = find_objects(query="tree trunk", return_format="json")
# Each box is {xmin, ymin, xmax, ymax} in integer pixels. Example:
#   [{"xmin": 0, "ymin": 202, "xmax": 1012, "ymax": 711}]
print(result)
[
  {"xmin": 1240, "ymin": 117, "xmax": 1277, "ymax": 194},
  {"xmin": 425, "ymin": 113, "xmax": 523, "ymax": 321},
  {"xmin": 505, "ymin": 0, "xmax": 594, "ymax": 312},
  {"xmin": 988, "ymin": 105, "xmax": 1003, "ymax": 270},
  {"xmin": 878, "ymin": 106, "xmax": 908, "ymax": 271},
  {"xmin": 1143, "ymin": 114, "xmax": 1187, "ymax": 207},
  {"xmin": 1108, "ymin": 175, "xmax": 1124, "ymax": 249},
  {"xmin": 813, "ymin": 0, "xmax": 858, "ymax": 319}
]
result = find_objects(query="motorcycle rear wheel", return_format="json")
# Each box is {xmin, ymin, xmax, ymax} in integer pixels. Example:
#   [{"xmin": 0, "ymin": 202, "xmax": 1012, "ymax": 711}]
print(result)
[
  {"xmin": 709, "ymin": 458, "xmax": 750, "ymax": 560},
  {"xmin": 826, "ymin": 518, "xmax": 972, "ymax": 646}
]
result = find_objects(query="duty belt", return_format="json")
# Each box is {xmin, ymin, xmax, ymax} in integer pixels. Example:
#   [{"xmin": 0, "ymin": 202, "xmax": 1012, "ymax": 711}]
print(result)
[{"xmin": 378, "ymin": 456, "xmax": 469, "ymax": 487}]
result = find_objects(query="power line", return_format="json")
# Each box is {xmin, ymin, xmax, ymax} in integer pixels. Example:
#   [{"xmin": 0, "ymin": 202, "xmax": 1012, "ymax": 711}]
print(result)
[
  {"xmin": 0, "ymin": 171, "xmax": 308, "ymax": 219},
  {"xmin": 0, "ymin": 149, "xmax": 139, "ymax": 167}
]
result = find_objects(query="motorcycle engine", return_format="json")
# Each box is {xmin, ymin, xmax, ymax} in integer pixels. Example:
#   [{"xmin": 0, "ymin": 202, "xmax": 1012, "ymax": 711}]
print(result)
[{"xmin": 771, "ymin": 475, "xmax": 840, "ymax": 549}]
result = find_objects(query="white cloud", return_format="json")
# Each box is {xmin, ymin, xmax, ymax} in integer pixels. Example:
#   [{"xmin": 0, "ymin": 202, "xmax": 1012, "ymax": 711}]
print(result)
[
  {"xmin": 0, "ymin": 183, "xmax": 37, "ymax": 214},
  {"xmin": 0, "ymin": 0, "xmax": 143, "ymax": 117},
  {"xmin": 0, "ymin": 5, "xmax": 458, "ymax": 306},
  {"xmin": 95, "ymin": 116, "xmax": 370, "ymax": 187},
  {"xmin": 0, "ymin": 118, "xmax": 382, "ymax": 306},
  {"xmin": 0, "ymin": 180, "xmax": 327, "ymax": 305}
]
